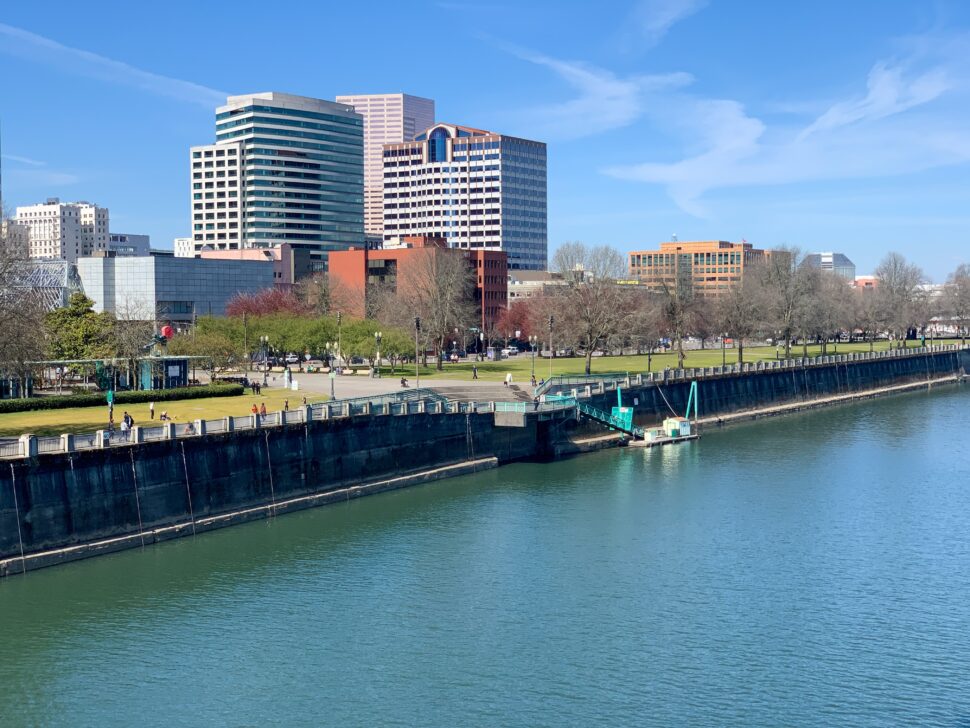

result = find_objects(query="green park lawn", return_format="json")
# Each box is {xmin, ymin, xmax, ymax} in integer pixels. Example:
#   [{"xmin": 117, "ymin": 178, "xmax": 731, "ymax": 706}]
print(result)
[
  {"xmin": 0, "ymin": 386, "xmax": 327, "ymax": 437},
  {"xmin": 412, "ymin": 339, "xmax": 963, "ymax": 383}
]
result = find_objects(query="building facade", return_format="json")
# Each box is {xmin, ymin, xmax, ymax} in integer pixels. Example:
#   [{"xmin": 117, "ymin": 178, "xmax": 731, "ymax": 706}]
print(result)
[
  {"xmin": 189, "ymin": 92, "xmax": 364, "ymax": 268},
  {"xmin": 382, "ymin": 123, "xmax": 547, "ymax": 270},
  {"xmin": 77, "ymin": 254, "xmax": 275, "ymax": 324},
  {"xmin": 628, "ymin": 240, "xmax": 774, "ymax": 295},
  {"xmin": 805, "ymin": 252, "xmax": 856, "ymax": 280},
  {"xmin": 329, "ymin": 236, "xmax": 507, "ymax": 329},
  {"xmin": 108, "ymin": 233, "xmax": 151, "ymax": 256},
  {"xmin": 507, "ymin": 269, "xmax": 567, "ymax": 305},
  {"xmin": 173, "ymin": 237, "xmax": 194, "ymax": 258},
  {"xmin": 335, "ymin": 93, "xmax": 435, "ymax": 243},
  {"xmin": 200, "ymin": 243, "xmax": 313, "ymax": 291},
  {"xmin": 15, "ymin": 198, "xmax": 108, "ymax": 263},
  {"xmin": 1, "ymin": 219, "xmax": 29, "ymax": 253}
]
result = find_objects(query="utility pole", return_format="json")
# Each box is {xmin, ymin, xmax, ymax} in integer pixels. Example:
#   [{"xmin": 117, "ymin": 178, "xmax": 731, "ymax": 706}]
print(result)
[{"xmin": 414, "ymin": 316, "xmax": 421, "ymax": 389}]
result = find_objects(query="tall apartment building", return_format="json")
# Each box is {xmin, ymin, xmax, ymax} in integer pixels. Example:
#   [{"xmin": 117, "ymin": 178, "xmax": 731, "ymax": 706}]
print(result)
[
  {"xmin": 335, "ymin": 93, "xmax": 435, "ymax": 242},
  {"xmin": 628, "ymin": 240, "xmax": 774, "ymax": 295},
  {"xmin": 15, "ymin": 198, "xmax": 108, "ymax": 263},
  {"xmin": 382, "ymin": 123, "xmax": 547, "ymax": 270},
  {"xmin": 190, "ymin": 92, "xmax": 364, "ymax": 269}
]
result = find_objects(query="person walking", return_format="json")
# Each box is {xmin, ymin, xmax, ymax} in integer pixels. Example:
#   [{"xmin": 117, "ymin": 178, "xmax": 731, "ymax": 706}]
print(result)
[
  {"xmin": 149, "ymin": 401, "xmax": 155, "ymax": 420},
  {"xmin": 251, "ymin": 403, "xmax": 258, "ymax": 415},
  {"xmin": 533, "ymin": 395, "xmax": 540, "ymax": 411},
  {"xmin": 123, "ymin": 411, "xmax": 133, "ymax": 429},
  {"xmin": 505, "ymin": 372, "xmax": 513, "ymax": 387},
  {"xmin": 120, "ymin": 418, "xmax": 130, "ymax": 442},
  {"xmin": 259, "ymin": 403, "xmax": 267, "ymax": 417},
  {"xmin": 283, "ymin": 399, "xmax": 289, "ymax": 412},
  {"xmin": 472, "ymin": 365, "xmax": 478, "ymax": 380}
]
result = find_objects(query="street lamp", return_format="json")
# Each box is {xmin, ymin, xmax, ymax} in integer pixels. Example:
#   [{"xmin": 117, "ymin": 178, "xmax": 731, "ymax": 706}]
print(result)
[
  {"xmin": 529, "ymin": 335, "xmax": 538, "ymax": 378},
  {"xmin": 326, "ymin": 340, "xmax": 337, "ymax": 398},
  {"xmin": 336, "ymin": 311, "xmax": 342, "ymax": 368},
  {"xmin": 479, "ymin": 331, "xmax": 485, "ymax": 360},
  {"xmin": 721, "ymin": 334, "xmax": 727, "ymax": 366},
  {"xmin": 260, "ymin": 335, "xmax": 269, "ymax": 385},
  {"xmin": 548, "ymin": 315, "xmax": 554, "ymax": 380},
  {"xmin": 374, "ymin": 331, "xmax": 382, "ymax": 378}
]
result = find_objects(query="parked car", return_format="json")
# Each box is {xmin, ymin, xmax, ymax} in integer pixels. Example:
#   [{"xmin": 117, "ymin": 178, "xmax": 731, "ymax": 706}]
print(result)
[{"xmin": 285, "ymin": 353, "xmax": 299, "ymax": 364}]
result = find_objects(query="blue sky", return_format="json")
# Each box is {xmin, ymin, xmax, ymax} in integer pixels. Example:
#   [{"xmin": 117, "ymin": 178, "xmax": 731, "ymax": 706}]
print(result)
[{"xmin": 1, "ymin": 0, "xmax": 969, "ymax": 281}]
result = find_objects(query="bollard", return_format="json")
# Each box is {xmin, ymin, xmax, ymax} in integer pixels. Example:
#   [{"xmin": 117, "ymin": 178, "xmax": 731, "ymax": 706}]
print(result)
[
  {"xmin": 19, "ymin": 434, "xmax": 37, "ymax": 458},
  {"xmin": 60, "ymin": 433, "xmax": 74, "ymax": 453},
  {"xmin": 225, "ymin": 416, "xmax": 234, "ymax": 432},
  {"xmin": 362, "ymin": 402, "xmax": 372, "ymax": 416},
  {"xmin": 131, "ymin": 426, "xmax": 145, "ymax": 444},
  {"xmin": 304, "ymin": 404, "xmax": 312, "ymax": 423},
  {"xmin": 418, "ymin": 400, "xmax": 426, "ymax": 413},
  {"xmin": 164, "ymin": 422, "xmax": 176, "ymax": 440},
  {"xmin": 96, "ymin": 430, "xmax": 109, "ymax": 449},
  {"xmin": 195, "ymin": 419, "xmax": 206, "ymax": 436}
]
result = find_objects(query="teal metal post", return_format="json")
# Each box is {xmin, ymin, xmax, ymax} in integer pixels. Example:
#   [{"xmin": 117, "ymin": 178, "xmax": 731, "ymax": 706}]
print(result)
[{"xmin": 685, "ymin": 380, "xmax": 698, "ymax": 420}]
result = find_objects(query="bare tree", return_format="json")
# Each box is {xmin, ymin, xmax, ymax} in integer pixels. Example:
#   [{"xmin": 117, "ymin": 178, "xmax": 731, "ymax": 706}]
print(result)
[
  {"xmin": 761, "ymin": 248, "xmax": 812, "ymax": 358},
  {"xmin": 656, "ymin": 263, "xmax": 698, "ymax": 368},
  {"xmin": 397, "ymin": 249, "xmax": 476, "ymax": 371},
  {"xmin": 550, "ymin": 243, "xmax": 635, "ymax": 374},
  {"xmin": 944, "ymin": 264, "xmax": 970, "ymax": 344},
  {"xmin": 298, "ymin": 273, "xmax": 358, "ymax": 317},
  {"xmin": 852, "ymin": 286, "xmax": 883, "ymax": 352},
  {"xmin": 112, "ymin": 298, "xmax": 156, "ymax": 384},
  {"xmin": 875, "ymin": 252, "xmax": 925, "ymax": 348},
  {"xmin": 0, "ymin": 215, "xmax": 46, "ymax": 389},
  {"xmin": 714, "ymin": 262, "xmax": 769, "ymax": 364}
]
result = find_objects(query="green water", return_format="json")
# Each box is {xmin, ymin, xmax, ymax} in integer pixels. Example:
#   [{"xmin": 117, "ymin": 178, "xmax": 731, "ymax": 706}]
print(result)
[{"xmin": 2, "ymin": 386, "xmax": 970, "ymax": 726}]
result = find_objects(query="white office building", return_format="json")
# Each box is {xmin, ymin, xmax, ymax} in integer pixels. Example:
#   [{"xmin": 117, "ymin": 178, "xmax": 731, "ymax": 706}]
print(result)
[
  {"xmin": 15, "ymin": 198, "xmax": 109, "ymax": 263},
  {"xmin": 174, "ymin": 237, "xmax": 194, "ymax": 258},
  {"xmin": 382, "ymin": 123, "xmax": 547, "ymax": 270},
  {"xmin": 189, "ymin": 92, "xmax": 364, "ymax": 268},
  {"xmin": 335, "ymin": 93, "xmax": 434, "ymax": 242},
  {"xmin": 1, "ymin": 219, "xmax": 29, "ymax": 253}
]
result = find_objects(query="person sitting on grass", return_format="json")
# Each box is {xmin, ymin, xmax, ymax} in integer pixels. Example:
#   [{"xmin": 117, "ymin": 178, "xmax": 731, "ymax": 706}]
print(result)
[
  {"xmin": 401, "ymin": 377, "xmax": 409, "ymax": 388},
  {"xmin": 159, "ymin": 411, "xmax": 171, "ymax": 422}
]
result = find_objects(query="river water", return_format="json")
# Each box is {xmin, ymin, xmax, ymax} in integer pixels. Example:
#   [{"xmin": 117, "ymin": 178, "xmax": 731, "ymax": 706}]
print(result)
[{"xmin": 1, "ymin": 386, "xmax": 969, "ymax": 726}]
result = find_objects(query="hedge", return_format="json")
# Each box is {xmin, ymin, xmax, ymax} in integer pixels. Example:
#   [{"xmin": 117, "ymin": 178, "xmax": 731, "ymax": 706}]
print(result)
[{"xmin": 0, "ymin": 383, "xmax": 245, "ymax": 414}]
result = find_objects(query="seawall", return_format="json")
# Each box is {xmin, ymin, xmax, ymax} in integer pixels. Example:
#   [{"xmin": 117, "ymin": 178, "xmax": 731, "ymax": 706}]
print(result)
[{"xmin": 1, "ymin": 347, "xmax": 967, "ymax": 575}]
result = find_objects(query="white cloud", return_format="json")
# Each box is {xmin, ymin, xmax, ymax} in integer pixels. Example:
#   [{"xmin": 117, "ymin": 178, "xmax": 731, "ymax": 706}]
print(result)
[
  {"xmin": 510, "ymin": 49, "xmax": 692, "ymax": 139},
  {"xmin": 603, "ymin": 44, "xmax": 969, "ymax": 216},
  {"xmin": 628, "ymin": 0, "xmax": 707, "ymax": 46},
  {"xmin": 1, "ymin": 153, "xmax": 45, "ymax": 167},
  {"xmin": 0, "ymin": 22, "xmax": 227, "ymax": 107}
]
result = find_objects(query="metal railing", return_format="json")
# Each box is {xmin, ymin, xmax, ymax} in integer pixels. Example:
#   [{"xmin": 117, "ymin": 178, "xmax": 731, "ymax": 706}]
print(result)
[{"xmin": 0, "ymin": 440, "xmax": 22, "ymax": 458}]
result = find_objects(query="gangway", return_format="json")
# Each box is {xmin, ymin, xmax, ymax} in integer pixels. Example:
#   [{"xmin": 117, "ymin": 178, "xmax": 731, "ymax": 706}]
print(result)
[{"xmin": 576, "ymin": 402, "xmax": 645, "ymax": 439}]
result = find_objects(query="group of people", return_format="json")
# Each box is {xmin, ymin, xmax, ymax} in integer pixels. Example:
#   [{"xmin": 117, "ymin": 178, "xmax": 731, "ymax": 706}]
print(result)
[
  {"xmin": 250, "ymin": 381, "xmax": 263, "ymax": 395},
  {"xmin": 107, "ymin": 410, "xmax": 136, "ymax": 440}
]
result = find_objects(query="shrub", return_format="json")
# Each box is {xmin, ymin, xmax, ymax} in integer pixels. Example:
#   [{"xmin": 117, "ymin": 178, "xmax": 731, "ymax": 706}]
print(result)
[{"xmin": 0, "ymin": 383, "xmax": 244, "ymax": 414}]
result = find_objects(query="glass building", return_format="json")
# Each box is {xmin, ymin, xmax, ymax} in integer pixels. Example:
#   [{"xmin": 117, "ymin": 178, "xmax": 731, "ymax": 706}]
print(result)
[
  {"xmin": 382, "ymin": 123, "xmax": 547, "ymax": 270},
  {"xmin": 190, "ymin": 92, "xmax": 364, "ymax": 270}
]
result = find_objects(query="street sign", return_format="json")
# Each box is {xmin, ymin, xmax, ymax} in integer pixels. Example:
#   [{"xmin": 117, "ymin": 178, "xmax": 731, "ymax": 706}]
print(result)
[
  {"xmin": 106, "ymin": 390, "xmax": 114, "ymax": 405},
  {"xmin": 329, "ymin": 371, "xmax": 336, "ymax": 379}
]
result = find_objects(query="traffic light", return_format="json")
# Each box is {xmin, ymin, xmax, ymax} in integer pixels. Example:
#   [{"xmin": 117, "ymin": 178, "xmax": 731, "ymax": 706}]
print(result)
[
  {"xmin": 548, "ymin": 315, "xmax": 554, "ymax": 330},
  {"xmin": 414, "ymin": 317, "xmax": 421, "ymax": 332}
]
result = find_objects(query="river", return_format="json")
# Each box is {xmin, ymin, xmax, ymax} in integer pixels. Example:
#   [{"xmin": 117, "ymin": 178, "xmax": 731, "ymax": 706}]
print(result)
[{"xmin": 1, "ymin": 385, "xmax": 969, "ymax": 726}]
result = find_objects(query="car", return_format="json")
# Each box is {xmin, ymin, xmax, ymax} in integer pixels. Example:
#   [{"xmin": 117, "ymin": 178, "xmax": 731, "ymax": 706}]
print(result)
[{"xmin": 285, "ymin": 353, "xmax": 299, "ymax": 364}]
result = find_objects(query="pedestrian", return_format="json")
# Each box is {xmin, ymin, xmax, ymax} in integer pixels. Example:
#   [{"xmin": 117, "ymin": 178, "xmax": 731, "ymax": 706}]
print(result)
[
  {"xmin": 533, "ymin": 395, "xmax": 540, "ymax": 411},
  {"xmin": 251, "ymin": 403, "xmax": 258, "ymax": 415},
  {"xmin": 472, "ymin": 365, "xmax": 478, "ymax": 380},
  {"xmin": 259, "ymin": 403, "xmax": 267, "ymax": 417},
  {"xmin": 107, "ymin": 416, "xmax": 115, "ymax": 434},
  {"xmin": 531, "ymin": 374, "xmax": 537, "ymax": 388},
  {"xmin": 123, "ymin": 411, "xmax": 133, "ymax": 428},
  {"xmin": 505, "ymin": 372, "xmax": 513, "ymax": 387},
  {"xmin": 149, "ymin": 401, "xmax": 155, "ymax": 420},
  {"xmin": 120, "ymin": 418, "xmax": 130, "ymax": 442},
  {"xmin": 284, "ymin": 399, "xmax": 289, "ymax": 412},
  {"xmin": 302, "ymin": 395, "xmax": 307, "ymax": 406}
]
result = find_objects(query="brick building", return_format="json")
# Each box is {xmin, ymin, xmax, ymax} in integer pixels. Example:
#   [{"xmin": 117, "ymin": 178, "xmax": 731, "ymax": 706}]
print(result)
[
  {"xmin": 328, "ymin": 236, "xmax": 507, "ymax": 328},
  {"xmin": 628, "ymin": 240, "xmax": 776, "ymax": 295}
]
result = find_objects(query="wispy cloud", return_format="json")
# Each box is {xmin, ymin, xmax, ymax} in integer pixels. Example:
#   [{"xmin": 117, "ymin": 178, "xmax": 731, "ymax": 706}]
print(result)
[
  {"xmin": 0, "ymin": 22, "xmax": 227, "ymax": 107},
  {"xmin": 1, "ymin": 153, "xmax": 45, "ymax": 167},
  {"xmin": 627, "ymin": 0, "xmax": 707, "ymax": 46},
  {"xmin": 603, "ymin": 36, "xmax": 970, "ymax": 216},
  {"xmin": 4, "ymin": 168, "xmax": 79, "ymax": 187},
  {"xmin": 509, "ymin": 48, "xmax": 692, "ymax": 139}
]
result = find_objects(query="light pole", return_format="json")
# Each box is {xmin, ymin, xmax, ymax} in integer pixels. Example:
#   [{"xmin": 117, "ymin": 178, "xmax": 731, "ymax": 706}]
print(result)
[
  {"xmin": 529, "ymin": 335, "xmax": 538, "ymax": 378},
  {"xmin": 548, "ymin": 315, "xmax": 554, "ymax": 380},
  {"xmin": 479, "ymin": 331, "xmax": 485, "ymax": 361},
  {"xmin": 414, "ymin": 317, "xmax": 421, "ymax": 388},
  {"xmin": 336, "ymin": 311, "xmax": 342, "ymax": 368},
  {"xmin": 260, "ymin": 335, "xmax": 269, "ymax": 385},
  {"xmin": 326, "ymin": 341, "xmax": 337, "ymax": 398},
  {"xmin": 374, "ymin": 331, "xmax": 382, "ymax": 378},
  {"xmin": 721, "ymin": 334, "xmax": 726, "ymax": 366}
]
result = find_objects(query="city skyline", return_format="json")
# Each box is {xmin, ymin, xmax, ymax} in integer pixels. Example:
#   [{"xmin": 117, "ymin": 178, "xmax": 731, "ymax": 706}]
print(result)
[{"xmin": 1, "ymin": 1, "xmax": 969, "ymax": 280}]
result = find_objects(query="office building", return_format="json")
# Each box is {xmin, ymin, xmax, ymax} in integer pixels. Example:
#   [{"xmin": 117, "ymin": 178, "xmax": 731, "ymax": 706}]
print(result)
[
  {"xmin": 382, "ymin": 123, "xmax": 547, "ymax": 270},
  {"xmin": 335, "ymin": 93, "xmax": 435, "ymax": 242},
  {"xmin": 189, "ymin": 92, "xmax": 364, "ymax": 267},
  {"xmin": 77, "ymin": 253, "xmax": 274, "ymax": 324},
  {"xmin": 329, "ymin": 236, "xmax": 507, "ymax": 329},
  {"xmin": 1, "ymin": 218, "xmax": 29, "ymax": 253},
  {"xmin": 507, "ymin": 269, "xmax": 567, "ymax": 304},
  {"xmin": 805, "ymin": 252, "xmax": 856, "ymax": 281},
  {"xmin": 200, "ymin": 243, "xmax": 313, "ymax": 291},
  {"xmin": 174, "ymin": 237, "xmax": 194, "ymax": 258},
  {"xmin": 628, "ymin": 240, "xmax": 776, "ymax": 295},
  {"xmin": 108, "ymin": 233, "xmax": 151, "ymax": 256},
  {"xmin": 15, "ymin": 198, "xmax": 108, "ymax": 263}
]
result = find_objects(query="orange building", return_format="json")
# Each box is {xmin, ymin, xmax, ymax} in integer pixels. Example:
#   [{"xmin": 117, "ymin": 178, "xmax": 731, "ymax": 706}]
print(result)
[
  {"xmin": 328, "ymin": 236, "xmax": 507, "ymax": 329},
  {"xmin": 628, "ymin": 240, "xmax": 775, "ymax": 295}
]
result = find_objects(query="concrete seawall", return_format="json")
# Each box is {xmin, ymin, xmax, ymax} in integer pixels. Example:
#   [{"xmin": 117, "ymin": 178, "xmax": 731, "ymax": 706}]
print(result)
[{"xmin": 1, "ymin": 347, "xmax": 967, "ymax": 575}]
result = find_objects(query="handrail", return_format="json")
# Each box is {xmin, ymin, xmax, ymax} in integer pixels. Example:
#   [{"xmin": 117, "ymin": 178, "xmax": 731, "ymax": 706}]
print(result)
[{"xmin": 576, "ymin": 402, "xmax": 645, "ymax": 438}]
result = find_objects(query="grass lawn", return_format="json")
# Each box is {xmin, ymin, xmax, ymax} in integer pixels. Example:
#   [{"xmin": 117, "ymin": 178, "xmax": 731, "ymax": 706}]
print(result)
[
  {"xmin": 413, "ymin": 339, "xmax": 964, "ymax": 383},
  {"xmin": 0, "ymin": 386, "xmax": 328, "ymax": 437}
]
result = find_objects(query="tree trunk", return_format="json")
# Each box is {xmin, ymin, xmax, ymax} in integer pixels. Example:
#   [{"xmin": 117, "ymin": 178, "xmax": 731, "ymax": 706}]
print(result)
[
  {"xmin": 584, "ymin": 348, "xmax": 593, "ymax": 375},
  {"xmin": 737, "ymin": 340, "xmax": 744, "ymax": 365},
  {"xmin": 676, "ymin": 336, "xmax": 685, "ymax": 368}
]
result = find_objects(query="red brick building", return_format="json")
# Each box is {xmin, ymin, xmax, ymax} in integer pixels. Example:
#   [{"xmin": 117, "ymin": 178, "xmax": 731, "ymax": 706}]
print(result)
[{"xmin": 328, "ymin": 236, "xmax": 507, "ymax": 328}]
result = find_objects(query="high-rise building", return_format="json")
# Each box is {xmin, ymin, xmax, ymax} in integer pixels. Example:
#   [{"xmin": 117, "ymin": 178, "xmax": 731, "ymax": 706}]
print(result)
[
  {"xmin": 15, "ymin": 198, "xmax": 108, "ymax": 263},
  {"xmin": 805, "ymin": 252, "xmax": 856, "ymax": 281},
  {"xmin": 628, "ymin": 240, "xmax": 777, "ymax": 295},
  {"xmin": 382, "ymin": 123, "xmax": 547, "ymax": 270},
  {"xmin": 190, "ymin": 92, "xmax": 364, "ymax": 269},
  {"xmin": 335, "ymin": 93, "xmax": 435, "ymax": 242}
]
